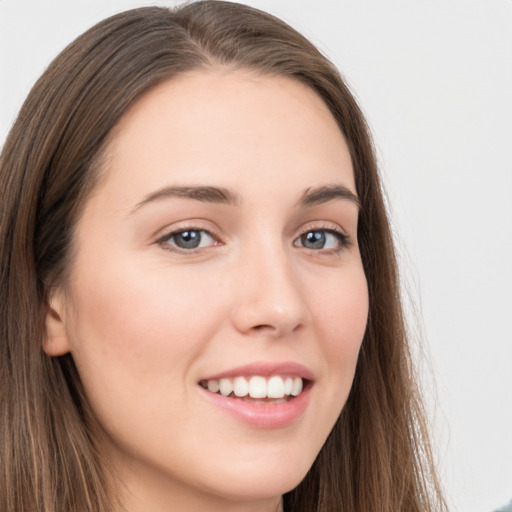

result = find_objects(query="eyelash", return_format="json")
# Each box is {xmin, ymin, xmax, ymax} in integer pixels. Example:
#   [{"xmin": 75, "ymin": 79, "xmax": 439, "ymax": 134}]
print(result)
[
  {"xmin": 156, "ymin": 224, "xmax": 351, "ymax": 254},
  {"xmin": 156, "ymin": 225, "xmax": 220, "ymax": 253},
  {"xmin": 294, "ymin": 225, "xmax": 351, "ymax": 253}
]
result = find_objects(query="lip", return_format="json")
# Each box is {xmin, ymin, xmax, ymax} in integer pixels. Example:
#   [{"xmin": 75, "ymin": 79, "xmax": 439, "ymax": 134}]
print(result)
[{"xmin": 198, "ymin": 361, "xmax": 314, "ymax": 429}]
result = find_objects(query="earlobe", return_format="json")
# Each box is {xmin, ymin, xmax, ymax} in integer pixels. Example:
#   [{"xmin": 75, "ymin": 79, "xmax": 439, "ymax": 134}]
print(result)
[{"xmin": 43, "ymin": 291, "xmax": 72, "ymax": 356}]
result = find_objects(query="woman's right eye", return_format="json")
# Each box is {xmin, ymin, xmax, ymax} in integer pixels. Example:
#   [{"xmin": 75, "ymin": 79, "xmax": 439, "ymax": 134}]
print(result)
[{"xmin": 158, "ymin": 229, "xmax": 217, "ymax": 251}]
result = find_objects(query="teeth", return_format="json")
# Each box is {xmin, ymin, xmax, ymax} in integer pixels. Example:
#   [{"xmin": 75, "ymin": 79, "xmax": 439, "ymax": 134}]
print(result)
[
  {"xmin": 233, "ymin": 376, "xmax": 249, "ymax": 397},
  {"xmin": 284, "ymin": 377, "xmax": 293, "ymax": 395},
  {"xmin": 291, "ymin": 377, "xmax": 303, "ymax": 397},
  {"xmin": 219, "ymin": 378, "xmax": 233, "ymax": 396},
  {"xmin": 249, "ymin": 376, "xmax": 267, "ymax": 398},
  {"xmin": 207, "ymin": 380, "xmax": 220, "ymax": 393},
  {"xmin": 267, "ymin": 376, "xmax": 285, "ymax": 399},
  {"xmin": 202, "ymin": 375, "xmax": 305, "ymax": 399}
]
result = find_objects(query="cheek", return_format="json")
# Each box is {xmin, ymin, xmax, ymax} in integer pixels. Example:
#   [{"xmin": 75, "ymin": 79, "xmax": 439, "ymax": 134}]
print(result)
[
  {"xmin": 313, "ymin": 264, "xmax": 368, "ymax": 338},
  {"xmin": 63, "ymin": 257, "xmax": 234, "ymax": 463},
  {"xmin": 65, "ymin": 258, "xmax": 223, "ymax": 397},
  {"xmin": 309, "ymin": 266, "xmax": 368, "ymax": 390}
]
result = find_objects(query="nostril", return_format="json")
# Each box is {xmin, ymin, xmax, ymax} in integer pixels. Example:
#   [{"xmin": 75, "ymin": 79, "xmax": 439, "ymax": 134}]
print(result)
[
  {"xmin": 248, "ymin": 323, "xmax": 303, "ymax": 337},
  {"xmin": 253, "ymin": 324, "xmax": 272, "ymax": 331}
]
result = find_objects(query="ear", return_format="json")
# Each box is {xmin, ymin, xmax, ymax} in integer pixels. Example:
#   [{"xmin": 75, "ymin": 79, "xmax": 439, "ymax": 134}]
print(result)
[{"xmin": 43, "ymin": 290, "xmax": 72, "ymax": 356}]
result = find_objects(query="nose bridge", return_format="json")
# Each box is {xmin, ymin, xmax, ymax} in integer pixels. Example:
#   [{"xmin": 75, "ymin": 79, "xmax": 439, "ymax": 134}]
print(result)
[{"xmin": 231, "ymin": 231, "xmax": 308, "ymax": 336}]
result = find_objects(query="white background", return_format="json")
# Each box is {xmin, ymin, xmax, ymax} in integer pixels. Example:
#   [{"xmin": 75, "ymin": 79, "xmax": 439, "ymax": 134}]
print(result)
[{"xmin": 1, "ymin": 1, "xmax": 510, "ymax": 511}]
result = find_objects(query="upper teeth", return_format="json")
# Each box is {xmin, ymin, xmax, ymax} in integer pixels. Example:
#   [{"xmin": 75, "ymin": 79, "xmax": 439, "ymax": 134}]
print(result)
[{"xmin": 204, "ymin": 376, "xmax": 303, "ymax": 399}]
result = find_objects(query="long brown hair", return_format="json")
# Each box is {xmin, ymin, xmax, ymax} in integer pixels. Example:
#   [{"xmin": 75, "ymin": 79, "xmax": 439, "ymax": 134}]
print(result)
[{"xmin": 0, "ymin": 2, "xmax": 446, "ymax": 511}]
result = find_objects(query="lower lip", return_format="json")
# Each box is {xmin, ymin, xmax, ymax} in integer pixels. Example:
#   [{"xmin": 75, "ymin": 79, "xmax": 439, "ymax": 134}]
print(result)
[{"xmin": 199, "ymin": 385, "xmax": 312, "ymax": 429}]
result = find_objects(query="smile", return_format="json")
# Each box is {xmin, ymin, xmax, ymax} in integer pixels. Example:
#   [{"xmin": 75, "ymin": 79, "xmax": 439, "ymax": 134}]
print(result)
[
  {"xmin": 198, "ymin": 365, "xmax": 313, "ymax": 428},
  {"xmin": 200, "ymin": 375, "xmax": 304, "ymax": 400}
]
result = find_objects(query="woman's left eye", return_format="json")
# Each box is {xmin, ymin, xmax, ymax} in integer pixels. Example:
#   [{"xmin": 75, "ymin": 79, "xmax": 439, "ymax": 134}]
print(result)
[
  {"xmin": 294, "ymin": 229, "xmax": 349, "ymax": 251},
  {"xmin": 158, "ymin": 229, "xmax": 217, "ymax": 251}
]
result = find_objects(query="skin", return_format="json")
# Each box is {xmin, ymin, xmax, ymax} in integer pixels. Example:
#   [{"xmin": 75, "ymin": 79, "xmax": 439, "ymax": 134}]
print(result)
[{"xmin": 45, "ymin": 70, "xmax": 369, "ymax": 512}]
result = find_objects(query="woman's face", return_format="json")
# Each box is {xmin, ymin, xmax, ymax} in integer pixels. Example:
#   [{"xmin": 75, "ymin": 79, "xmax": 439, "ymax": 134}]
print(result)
[{"xmin": 46, "ymin": 70, "xmax": 368, "ymax": 511}]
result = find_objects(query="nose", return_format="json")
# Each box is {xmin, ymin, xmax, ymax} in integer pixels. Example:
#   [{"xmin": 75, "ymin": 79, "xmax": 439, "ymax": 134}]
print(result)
[{"xmin": 230, "ymin": 245, "xmax": 309, "ymax": 338}]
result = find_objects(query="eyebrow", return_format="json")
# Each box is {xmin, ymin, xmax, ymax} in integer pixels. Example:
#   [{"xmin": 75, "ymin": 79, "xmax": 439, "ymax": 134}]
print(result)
[
  {"xmin": 130, "ymin": 185, "xmax": 241, "ymax": 214},
  {"xmin": 298, "ymin": 184, "xmax": 360, "ymax": 208},
  {"xmin": 130, "ymin": 182, "xmax": 360, "ymax": 215}
]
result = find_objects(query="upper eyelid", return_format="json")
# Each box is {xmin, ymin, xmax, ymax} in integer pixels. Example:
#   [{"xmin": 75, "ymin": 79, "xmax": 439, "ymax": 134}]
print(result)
[
  {"xmin": 295, "ymin": 220, "xmax": 348, "ymax": 236},
  {"xmin": 154, "ymin": 219, "xmax": 221, "ymax": 240}
]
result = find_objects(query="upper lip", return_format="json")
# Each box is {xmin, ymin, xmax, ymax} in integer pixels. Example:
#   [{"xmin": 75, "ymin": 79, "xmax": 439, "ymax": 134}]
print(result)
[{"xmin": 200, "ymin": 361, "xmax": 315, "ymax": 382}]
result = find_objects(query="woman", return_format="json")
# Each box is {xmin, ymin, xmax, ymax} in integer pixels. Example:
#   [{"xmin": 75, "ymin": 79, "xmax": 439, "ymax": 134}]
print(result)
[{"xmin": 0, "ymin": 2, "xmax": 446, "ymax": 511}]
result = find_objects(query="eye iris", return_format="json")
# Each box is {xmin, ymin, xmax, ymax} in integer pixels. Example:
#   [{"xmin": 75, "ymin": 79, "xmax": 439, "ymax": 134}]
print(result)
[
  {"xmin": 302, "ymin": 231, "xmax": 326, "ymax": 249},
  {"xmin": 174, "ymin": 230, "xmax": 201, "ymax": 249}
]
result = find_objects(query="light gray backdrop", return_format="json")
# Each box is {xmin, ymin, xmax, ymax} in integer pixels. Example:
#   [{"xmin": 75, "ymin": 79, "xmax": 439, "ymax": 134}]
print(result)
[{"xmin": 1, "ymin": 1, "xmax": 510, "ymax": 511}]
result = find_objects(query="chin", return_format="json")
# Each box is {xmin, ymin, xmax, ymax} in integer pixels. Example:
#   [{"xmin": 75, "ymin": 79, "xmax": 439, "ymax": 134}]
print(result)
[
  {"xmin": 196, "ymin": 448, "xmax": 313, "ymax": 502},
  {"xmin": 209, "ymin": 468, "xmax": 308, "ymax": 503}
]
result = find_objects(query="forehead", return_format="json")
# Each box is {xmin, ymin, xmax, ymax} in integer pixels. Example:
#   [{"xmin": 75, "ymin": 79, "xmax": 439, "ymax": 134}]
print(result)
[{"xmin": 94, "ymin": 69, "xmax": 355, "ymax": 208}]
